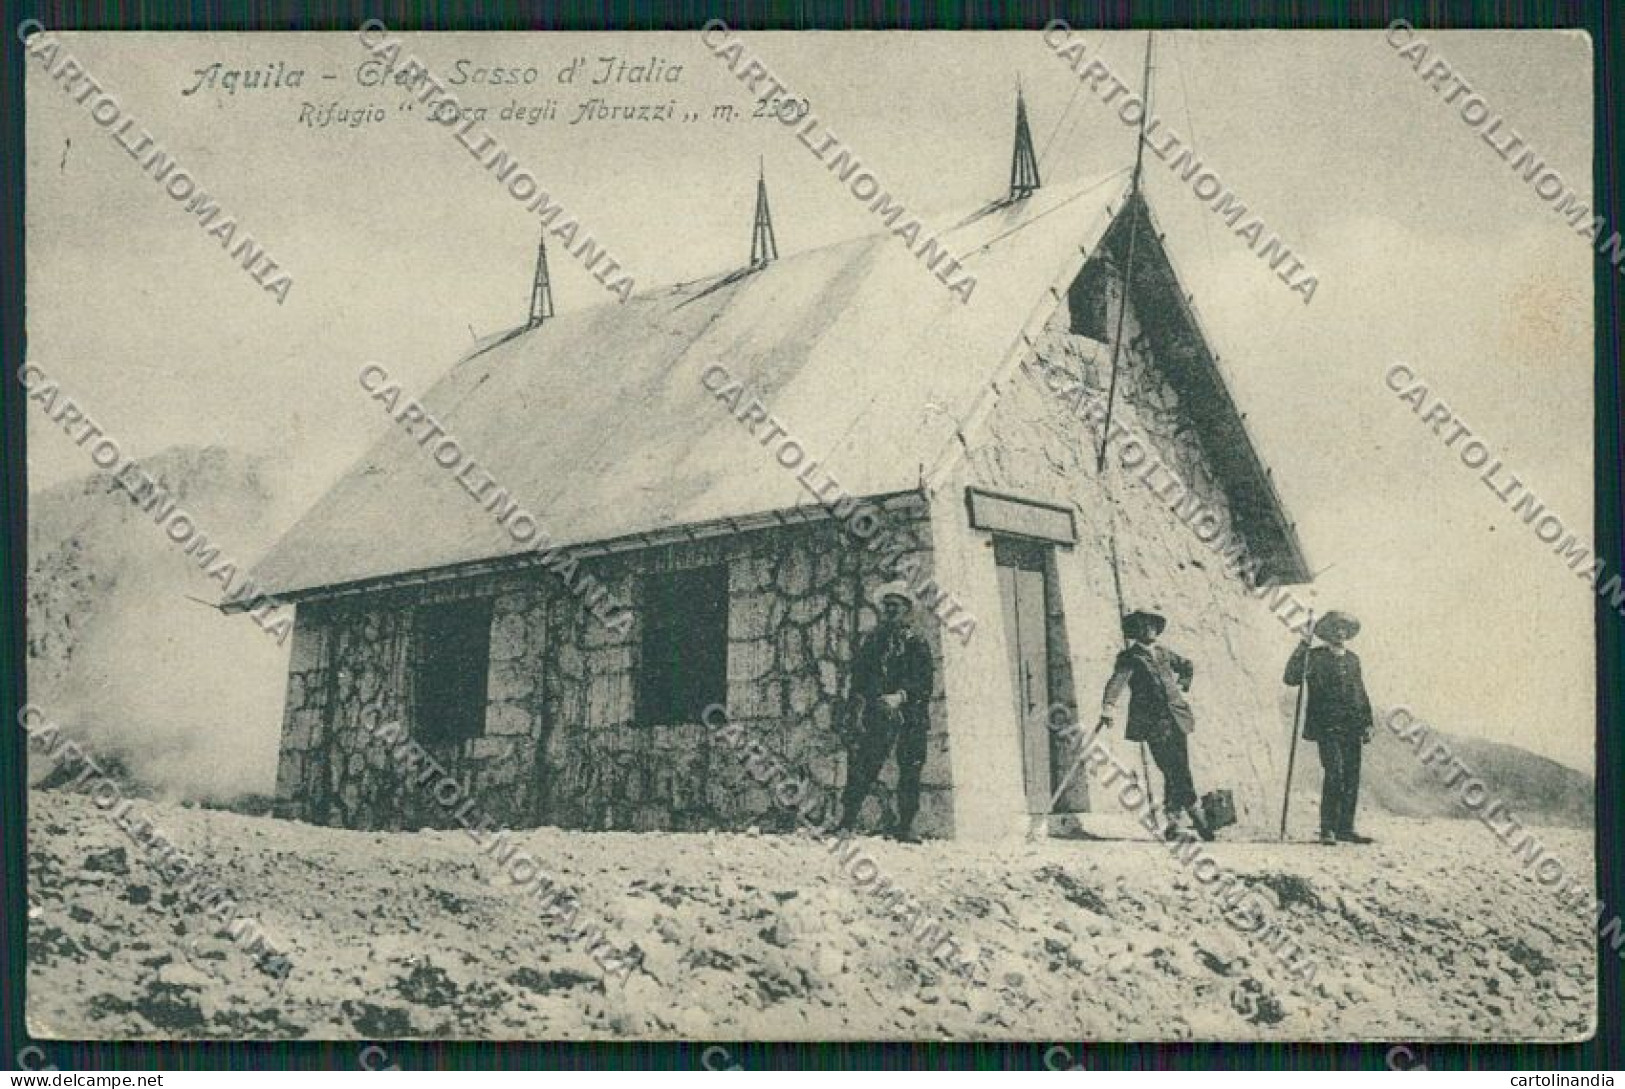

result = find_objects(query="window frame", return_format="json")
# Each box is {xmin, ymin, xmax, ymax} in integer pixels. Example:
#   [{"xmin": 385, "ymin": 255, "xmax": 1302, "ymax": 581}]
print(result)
[
  {"xmin": 635, "ymin": 564, "xmax": 730, "ymax": 727},
  {"xmin": 410, "ymin": 596, "xmax": 495, "ymax": 747}
]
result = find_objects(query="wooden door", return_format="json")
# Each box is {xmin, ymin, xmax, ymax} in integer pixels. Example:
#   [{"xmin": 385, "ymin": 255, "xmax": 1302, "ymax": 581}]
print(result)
[{"xmin": 997, "ymin": 555, "xmax": 1054, "ymax": 814}]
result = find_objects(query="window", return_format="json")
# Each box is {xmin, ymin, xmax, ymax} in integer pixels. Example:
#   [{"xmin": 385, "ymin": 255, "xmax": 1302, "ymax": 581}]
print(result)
[
  {"xmin": 1068, "ymin": 259, "xmax": 1115, "ymax": 342},
  {"xmin": 412, "ymin": 598, "xmax": 493, "ymax": 745},
  {"xmin": 637, "ymin": 565, "xmax": 729, "ymax": 725}
]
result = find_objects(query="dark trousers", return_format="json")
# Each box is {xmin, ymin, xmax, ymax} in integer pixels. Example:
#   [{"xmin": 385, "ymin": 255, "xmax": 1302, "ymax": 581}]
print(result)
[
  {"xmin": 841, "ymin": 710, "xmax": 928, "ymax": 833},
  {"xmin": 1145, "ymin": 729, "xmax": 1198, "ymax": 814},
  {"xmin": 1317, "ymin": 734, "xmax": 1364, "ymax": 835}
]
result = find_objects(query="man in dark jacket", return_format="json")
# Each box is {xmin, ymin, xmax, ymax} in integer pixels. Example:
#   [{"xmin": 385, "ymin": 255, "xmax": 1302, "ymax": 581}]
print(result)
[
  {"xmin": 1284, "ymin": 610, "xmax": 1374, "ymax": 845},
  {"xmin": 1098, "ymin": 609, "xmax": 1212, "ymax": 841},
  {"xmin": 840, "ymin": 580, "xmax": 935, "ymax": 842}
]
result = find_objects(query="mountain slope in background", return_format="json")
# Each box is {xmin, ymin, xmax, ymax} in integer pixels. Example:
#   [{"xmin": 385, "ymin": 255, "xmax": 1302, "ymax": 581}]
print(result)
[
  {"xmin": 28, "ymin": 445, "xmax": 292, "ymax": 801},
  {"xmin": 1362, "ymin": 713, "xmax": 1592, "ymax": 826},
  {"xmin": 1271, "ymin": 693, "xmax": 1592, "ymax": 829}
]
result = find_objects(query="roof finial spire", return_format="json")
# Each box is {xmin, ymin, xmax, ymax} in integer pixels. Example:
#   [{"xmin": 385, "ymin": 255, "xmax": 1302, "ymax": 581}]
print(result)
[
  {"xmin": 1009, "ymin": 82, "xmax": 1041, "ymax": 200},
  {"xmin": 750, "ymin": 157, "xmax": 779, "ymax": 267},
  {"xmin": 527, "ymin": 231, "xmax": 554, "ymax": 328}
]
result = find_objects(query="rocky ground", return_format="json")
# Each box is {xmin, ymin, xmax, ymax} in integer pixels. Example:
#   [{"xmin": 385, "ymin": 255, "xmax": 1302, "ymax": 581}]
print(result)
[{"xmin": 27, "ymin": 789, "xmax": 1596, "ymax": 1042}]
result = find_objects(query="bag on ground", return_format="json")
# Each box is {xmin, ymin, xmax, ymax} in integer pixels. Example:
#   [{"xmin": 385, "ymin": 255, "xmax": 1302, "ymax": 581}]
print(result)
[{"xmin": 1201, "ymin": 788, "xmax": 1237, "ymax": 831}]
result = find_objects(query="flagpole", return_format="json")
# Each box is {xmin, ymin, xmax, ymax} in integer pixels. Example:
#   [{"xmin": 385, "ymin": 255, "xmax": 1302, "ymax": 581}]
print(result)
[{"xmin": 1095, "ymin": 31, "xmax": 1154, "ymax": 473}]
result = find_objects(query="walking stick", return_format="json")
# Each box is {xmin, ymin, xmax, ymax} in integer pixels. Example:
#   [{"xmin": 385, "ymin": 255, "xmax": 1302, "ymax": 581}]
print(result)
[{"xmin": 1279, "ymin": 609, "xmax": 1314, "ymax": 841}]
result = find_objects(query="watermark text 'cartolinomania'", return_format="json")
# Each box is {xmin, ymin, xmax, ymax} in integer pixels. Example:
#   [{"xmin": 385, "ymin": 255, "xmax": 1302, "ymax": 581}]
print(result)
[
  {"xmin": 699, "ymin": 21, "xmax": 978, "ymax": 305},
  {"xmin": 1384, "ymin": 362, "xmax": 1620, "ymax": 620},
  {"xmin": 21, "ymin": 704, "xmax": 294, "ymax": 986},
  {"xmin": 1041, "ymin": 21, "xmax": 1318, "ymax": 305},
  {"xmin": 359, "ymin": 363, "xmax": 632, "ymax": 636},
  {"xmin": 18, "ymin": 21, "xmax": 293, "ymax": 304},
  {"xmin": 18, "ymin": 361, "xmax": 293, "ymax": 643},
  {"xmin": 1034, "ymin": 354, "xmax": 1314, "ymax": 642},
  {"xmin": 702, "ymin": 362, "xmax": 978, "ymax": 645},
  {"xmin": 1384, "ymin": 22, "xmax": 1623, "ymax": 275},
  {"xmin": 356, "ymin": 20, "xmax": 635, "ymax": 302}
]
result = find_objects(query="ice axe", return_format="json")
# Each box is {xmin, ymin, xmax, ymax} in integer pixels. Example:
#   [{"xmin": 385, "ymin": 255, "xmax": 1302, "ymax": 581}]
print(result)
[
  {"xmin": 1024, "ymin": 712, "xmax": 1111, "ymax": 842},
  {"xmin": 1279, "ymin": 608, "xmax": 1315, "ymax": 841}
]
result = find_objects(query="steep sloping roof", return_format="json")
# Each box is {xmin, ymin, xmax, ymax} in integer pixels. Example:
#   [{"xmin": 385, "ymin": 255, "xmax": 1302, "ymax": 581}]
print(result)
[
  {"xmin": 1107, "ymin": 194, "xmax": 1312, "ymax": 587},
  {"xmin": 245, "ymin": 173, "xmax": 1309, "ymax": 603}
]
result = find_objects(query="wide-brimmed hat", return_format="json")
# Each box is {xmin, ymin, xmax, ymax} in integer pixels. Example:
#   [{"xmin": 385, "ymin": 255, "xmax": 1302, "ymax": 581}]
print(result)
[
  {"xmin": 873, "ymin": 580, "xmax": 916, "ymax": 607},
  {"xmin": 1121, "ymin": 609, "xmax": 1166, "ymax": 639},
  {"xmin": 1314, "ymin": 610, "xmax": 1361, "ymax": 641}
]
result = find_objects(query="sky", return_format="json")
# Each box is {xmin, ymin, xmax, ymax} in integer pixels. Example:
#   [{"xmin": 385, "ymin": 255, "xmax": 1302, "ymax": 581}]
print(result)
[{"xmin": 25, "ymin": 30, "xmax": 1597, "ymax": 772}]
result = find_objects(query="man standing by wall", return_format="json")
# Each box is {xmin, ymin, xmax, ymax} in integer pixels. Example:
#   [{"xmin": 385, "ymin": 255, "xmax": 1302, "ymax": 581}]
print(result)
[
  {"xmin": 839, "ymin": 580, "xmax": 935, "ymax": 842},
  {"xmin": 1284, "ymin": 610, "xmax": 1374, "ymax": 845},
  {"xmin": 1099, "ymin": 609, "xmax": 1212, "ymax": 841}
]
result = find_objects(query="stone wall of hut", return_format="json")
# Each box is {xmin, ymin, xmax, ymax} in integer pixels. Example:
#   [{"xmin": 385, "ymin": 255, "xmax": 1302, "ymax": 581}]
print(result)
[
  {"xmin": 272, "ymin": 493, "xmax": 956, "ymax": 837},
  {"xmin": 933, "ymin": 263, "xmax": 1302, "ymax": 838}
]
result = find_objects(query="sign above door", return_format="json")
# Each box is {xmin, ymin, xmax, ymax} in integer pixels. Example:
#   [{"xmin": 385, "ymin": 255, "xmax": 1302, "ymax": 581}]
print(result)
[{"xmin": 965, "ymin": 487, "xmax": 1077, "ymax": 546}]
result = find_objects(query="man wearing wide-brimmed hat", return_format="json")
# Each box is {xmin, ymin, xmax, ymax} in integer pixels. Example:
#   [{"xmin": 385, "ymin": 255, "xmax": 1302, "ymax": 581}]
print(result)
[
  {"xmin": 839, "ymin": 579, "xmax": 935, "ymax": 842},
  {"xmin": 1284, "ymin": 610, "xmax": 1375, "ymax": 845},
  {"xmin": 1099, "ymin": 608, "xmax": 1212, "ymax": 841}
]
